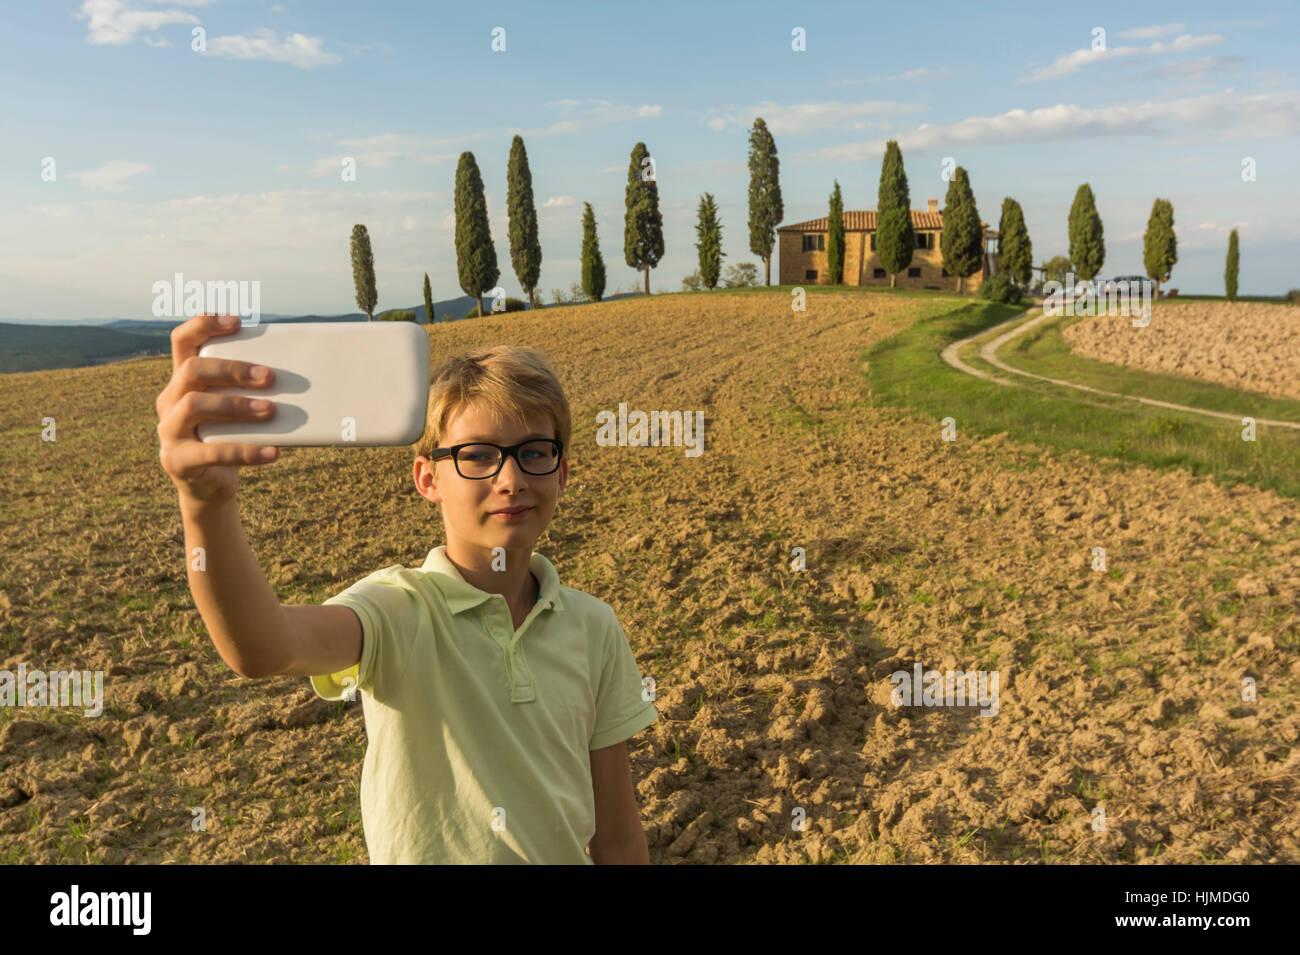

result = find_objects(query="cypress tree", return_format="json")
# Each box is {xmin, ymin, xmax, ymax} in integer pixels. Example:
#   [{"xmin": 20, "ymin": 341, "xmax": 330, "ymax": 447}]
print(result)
[
  {"xmin": 1225, "ymin": 229, "xmax": 1239, "ymax": 301},
  {"xmin": 623, "ymin": 142, "xmax": 664, "ymax": 295},
  {"xmin": 826, "ymin": 180, "xmax": 844, "ymax": 285},
  {"xmin": 422, "ymin": 272, "xmax": 435, "ymax": 324},
  {"xmin": 351, "ymin": 224, "xmax": 377, "ymax": 321},
  {"xmin": 507, "ymin": 135, "xmax": 542, "ymax": 309},
  {"xmin": 747, "ymin": 118, "xmax": 784, "ymax": 286},
  {"xmin": 581, "ymin": 202, "xmax": 606, "ymax": 303},
  {"xmin": 1143, "ymin": 198, "xmax": 1177, "ymax": 301},
  {"xmin": 875, "ymin": 140, "xmax": 915, "ymax": 287},
  {"xmin": 1068, "ymin": 183, "xmax": 1105, "ymax": 282},
  {"xmin": 940, "ymin": 167, "xmax": 982, "ymax": 293},
  {"xmin": 997, "ymin": 198, "xmax": 1032, "ymax": 286},
  {"xmin": 454, "ymin": 151, "xmax": 499, "ymax": 318},
  {"xmin": 696, "ymin": 192, "xmax": 724, "ymax": 290}
]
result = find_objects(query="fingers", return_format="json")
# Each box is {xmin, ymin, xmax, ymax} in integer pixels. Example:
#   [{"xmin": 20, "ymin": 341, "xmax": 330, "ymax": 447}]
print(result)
[
  {"xmin": 161, "ymin": 438, "xmax": 279, "ymax": 479},
  {"xmin": 158, "ymin": 390, "xmax": 274, "ymax": 446},
  {"xmin": 169, "ymin": 312, "xmax": 240, "ymax": 372},
  {"xmin": 157, "ymin": 320, "xmax": 271, "ymax": 422},
  {"xmin": 177, "ymin": 355, "xmax": 273, "ymax": 393}
]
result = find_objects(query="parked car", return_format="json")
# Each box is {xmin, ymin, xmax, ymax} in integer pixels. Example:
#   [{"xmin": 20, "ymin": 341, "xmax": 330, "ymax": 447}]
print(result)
[{"xmin": 1099, "ymin": 276, "xmax": 1154, "ymax": 295}]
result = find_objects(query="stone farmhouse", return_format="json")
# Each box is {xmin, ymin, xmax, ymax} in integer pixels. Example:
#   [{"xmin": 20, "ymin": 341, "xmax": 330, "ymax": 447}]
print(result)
[{"xmin": 777, "ymin": 198, "xmax": 999, "ymax": 289}]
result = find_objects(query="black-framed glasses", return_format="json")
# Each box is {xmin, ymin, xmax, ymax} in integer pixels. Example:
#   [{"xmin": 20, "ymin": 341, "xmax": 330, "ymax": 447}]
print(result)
[{"xmin": 428, "ymin": 439, "xmax": 564, "ymax": 479}]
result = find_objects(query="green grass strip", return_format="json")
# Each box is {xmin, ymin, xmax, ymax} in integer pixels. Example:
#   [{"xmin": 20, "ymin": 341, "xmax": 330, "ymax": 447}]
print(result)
[{"xmin": 863, "ymin": 300, "xmax": 1300, "ymax": 499}]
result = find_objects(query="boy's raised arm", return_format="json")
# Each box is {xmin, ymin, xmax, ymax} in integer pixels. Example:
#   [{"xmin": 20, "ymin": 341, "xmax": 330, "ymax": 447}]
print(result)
[
  {"xmin": 156, "ymin": 312, "xmax": 332, "ymax": 680},
  {"xmin": 180, "ymin": 497, "xmax": 299, "ymax": 679}
]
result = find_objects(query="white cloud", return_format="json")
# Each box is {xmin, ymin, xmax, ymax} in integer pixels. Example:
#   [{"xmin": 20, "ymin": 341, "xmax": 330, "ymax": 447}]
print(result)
[
  {"xmin": 542, "ymin": 196, "xmax": 575, "ymax": 208},
  {"xmin": 204, "ymin": 26, "xmax": 341, "ymax": 68},
  {"xmin": 76, "ymin": 0, "xmax": 209, "ymax": 46},
  {"xmin": 66, "ymin": 160, "xmax": 153, "ymax": 192},
  {"xmin": 307, "ymin": 152, "xmax": 453, "ymax": 178},
  {"xmin": 1121, "ymin": 219, "xmax": 1246, "ymax": 249},
  {"xmin": 77, "ymin": 2, "xmax": 339, "ymax": 69},
  {"xmin": 1145, "ymin": 55, "xmax": 1246, "ymax": 80},
  {"xmin": 503, "ymin": 119, "xmax": 580, "ymax": 138},
  {"xmin": 1119, "ymin": 23, "xmax": 1186, "ymax": 39},
  {"xmin": 304, "ymin": 133, "xmax": 484, "ymax": 178},
  {"xmin": 830, "ymin": 68, "xmax": 938, "ymax": 87},
  {"xmin": 702, "ymin": 99, "xmax": 927, "ymax": 136},
  {"xmin": 1023, "ymin": 32, "xmax": 1223, "ymax": 82},
  {"xmin": 798, "ymin": 89, "xmax": 1300, "ymax": 162},
  {"xmin": 504, "ymin": 99, "xmax": 662, "ymax": 137}
]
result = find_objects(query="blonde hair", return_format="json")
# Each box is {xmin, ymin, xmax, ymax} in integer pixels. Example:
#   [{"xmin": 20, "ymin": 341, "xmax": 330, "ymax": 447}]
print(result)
[{"xmin": 411, "ymin": 345, "xmax": 572, "ymax": 464}]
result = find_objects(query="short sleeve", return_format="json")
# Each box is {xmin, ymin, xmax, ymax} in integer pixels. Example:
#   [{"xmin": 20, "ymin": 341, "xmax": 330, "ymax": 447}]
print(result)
[
  {"xmin": 589, "ymin": 611, "xmax": 659, "ymax": 751},
  {"xmin": 309, "ymin": 574, "xmax": 420, "ymax": 704}
]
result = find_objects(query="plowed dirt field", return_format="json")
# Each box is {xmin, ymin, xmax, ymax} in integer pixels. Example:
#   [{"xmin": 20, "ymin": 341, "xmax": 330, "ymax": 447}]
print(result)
[{"xmin": 2, "ymin": 290, "xmax": 1297, "ymax": 864}]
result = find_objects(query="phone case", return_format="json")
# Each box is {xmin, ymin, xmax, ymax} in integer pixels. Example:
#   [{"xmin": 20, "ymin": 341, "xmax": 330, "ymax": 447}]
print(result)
[{"xmin": 196, "ymin": 322, "xmax": 430, "ymax": 447}]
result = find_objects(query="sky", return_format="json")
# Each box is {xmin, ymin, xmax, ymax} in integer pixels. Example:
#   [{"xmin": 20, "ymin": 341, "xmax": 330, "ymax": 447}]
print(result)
[{"xmin": 2, "ymin": 0, "xmax": 1298, "ymax": 321}]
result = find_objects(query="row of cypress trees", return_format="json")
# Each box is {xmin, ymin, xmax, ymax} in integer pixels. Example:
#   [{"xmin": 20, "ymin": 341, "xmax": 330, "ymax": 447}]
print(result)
[
  {"xmin": 348, "ymin": 124, "xmax": 1193, "ymax": 313},
  {"xmin": 349, "ymin": 120, "xmax": 789, "ymax": 318},
  {"xmin": 348, "ymin": 136, "xmax": 546, "ymax": 321},
  {"xmin": 617, "ymin": 121, "xmax": 785, "ymax": 296},
  {"xmin": 1064, "ymin": 186, "xmax": 1180, "ymax": 300}
]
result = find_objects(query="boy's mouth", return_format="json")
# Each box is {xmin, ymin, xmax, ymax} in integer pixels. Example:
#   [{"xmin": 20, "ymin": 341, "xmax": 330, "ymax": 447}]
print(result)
[{"xmin": 489, "ymin": 505, "xmax": 533, "ymax": 520}]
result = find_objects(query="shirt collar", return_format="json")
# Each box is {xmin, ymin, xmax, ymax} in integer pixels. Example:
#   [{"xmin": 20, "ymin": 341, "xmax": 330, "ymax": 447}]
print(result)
[{"xmin": 421, "ymin": 545, "xmax": 565, "ymax": 615}]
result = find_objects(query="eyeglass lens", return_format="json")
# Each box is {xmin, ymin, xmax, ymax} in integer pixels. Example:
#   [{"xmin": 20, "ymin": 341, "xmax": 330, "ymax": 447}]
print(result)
[{"xmin": 456, "ymin": 441, "xmax": 559, "ymax": 477}]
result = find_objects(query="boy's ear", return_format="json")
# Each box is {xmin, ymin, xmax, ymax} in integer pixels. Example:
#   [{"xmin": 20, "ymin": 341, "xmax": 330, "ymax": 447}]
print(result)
[{"xmin": 415, "ymin": 455, "xmax": 442, "ymax": 504}]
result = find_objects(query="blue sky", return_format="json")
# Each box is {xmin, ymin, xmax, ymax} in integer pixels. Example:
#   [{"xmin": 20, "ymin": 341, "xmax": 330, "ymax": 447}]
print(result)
[{"xmin": 3, "ymin": 0, "xmax": 1298, "ymax": 321}]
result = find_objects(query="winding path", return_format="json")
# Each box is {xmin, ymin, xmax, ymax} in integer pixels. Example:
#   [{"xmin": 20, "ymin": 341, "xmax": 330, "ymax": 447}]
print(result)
[{"xmin": 939, "ymin": 306, "xmax": 1300, "ymax": 432}]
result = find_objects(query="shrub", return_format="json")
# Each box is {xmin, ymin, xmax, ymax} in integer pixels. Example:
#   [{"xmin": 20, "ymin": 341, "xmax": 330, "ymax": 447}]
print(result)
[
  {"xmin": 976, "ymin": 273, "xmax": 1025, "ymax": 305},
  {"xmin": 721, "ymin": 262, "xmax": 760, "ymax": 288},
  {"xmin": 1287, "ymin": 289, "xmax": 1300, "ymax": 305},
  {"xmin": 549, "ymin": 283, "xmax": 592, "ymax": 307},
  {"xmin": 463, "ymin": 297, "xmax": 528, "ymax": 318},
  {"xmin": 375, "ymin": 309, "xmax": 417, "ymax": 322}
]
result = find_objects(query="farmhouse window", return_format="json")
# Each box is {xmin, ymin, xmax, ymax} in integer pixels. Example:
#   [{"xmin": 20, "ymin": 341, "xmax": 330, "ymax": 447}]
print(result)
[
  {"xmin": 873, "ymin": 268, "xmax": 886, "ymax": 278},
  {"xmin": 801, "ymin": 234, "xmax": 825, "ymax": 252},
  {"xmin": 805, "ymin": 270, "xmax": 818, "ymax": 281},
  {"xmin": 908, "ymin": 267, "xmax": 921, "ymax": 277}
]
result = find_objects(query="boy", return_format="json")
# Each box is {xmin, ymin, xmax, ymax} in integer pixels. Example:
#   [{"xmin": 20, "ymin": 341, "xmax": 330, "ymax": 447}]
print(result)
[{"xmin": 156, "ymin": 314, "xmax": 658, "ymax": 863}]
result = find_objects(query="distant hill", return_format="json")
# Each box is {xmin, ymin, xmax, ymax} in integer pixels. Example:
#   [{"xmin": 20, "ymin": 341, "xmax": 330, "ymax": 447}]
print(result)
[
  {"xmin": 0, "ymin": 292, "xmax": 660, "ymax": 375},
  {"xmin": 0, "ymin": 296, "xmax": 493, "ymax": 374},
  {"xmin": 0, "ymin": 323, "xmax": 172, "ymax": 375}
]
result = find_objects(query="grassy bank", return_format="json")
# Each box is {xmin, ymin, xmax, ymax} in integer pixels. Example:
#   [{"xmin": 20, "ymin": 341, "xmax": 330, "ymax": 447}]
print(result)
[{"xmin": 862, "ymin": 300, "xmax": 1300, "ymax": 499}]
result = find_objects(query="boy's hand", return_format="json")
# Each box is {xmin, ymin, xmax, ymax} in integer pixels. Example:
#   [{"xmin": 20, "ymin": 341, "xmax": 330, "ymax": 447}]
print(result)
[{"xmin": 155, "ymin": 313, "xmax": 279, "ymax": 509}]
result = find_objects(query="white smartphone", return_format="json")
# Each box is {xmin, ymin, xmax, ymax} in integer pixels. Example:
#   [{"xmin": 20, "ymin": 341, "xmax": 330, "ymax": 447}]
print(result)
[{"xmin": 196, "ymin": 322, "xmax": 430, "ymax": 447}]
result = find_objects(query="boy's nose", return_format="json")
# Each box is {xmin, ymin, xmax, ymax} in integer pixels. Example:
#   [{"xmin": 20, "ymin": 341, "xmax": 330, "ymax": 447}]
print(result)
[{"xmin": 494, "ymin": 454, "xmax": 529, "ymax": 483}]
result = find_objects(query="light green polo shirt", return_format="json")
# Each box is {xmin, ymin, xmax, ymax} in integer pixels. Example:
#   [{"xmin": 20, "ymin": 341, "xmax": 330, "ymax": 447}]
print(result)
[{"xmin": 308, "ymin": 545, "xmax": 658, "ymax": 864}]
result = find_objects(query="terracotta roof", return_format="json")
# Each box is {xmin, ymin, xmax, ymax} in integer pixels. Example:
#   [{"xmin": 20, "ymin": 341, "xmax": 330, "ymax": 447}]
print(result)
[{"xmin": 778, "ymin": 210, "xmax": 993, "ymax": 233}]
